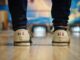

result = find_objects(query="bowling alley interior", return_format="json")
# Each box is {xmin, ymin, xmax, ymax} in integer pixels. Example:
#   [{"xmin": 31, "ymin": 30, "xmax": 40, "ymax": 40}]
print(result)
[{"xmin": 0, "ymin": 0, "xmax": 80, "ymax": 60}]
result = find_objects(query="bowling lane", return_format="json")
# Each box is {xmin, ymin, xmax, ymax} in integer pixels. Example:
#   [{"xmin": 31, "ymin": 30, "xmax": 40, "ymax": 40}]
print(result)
[
  {"xmin": 0, "ymin": 44, "xmax": 80, "ymax": 60},
  {"xmin": 0, "ymin": 29, "xmax": 80, "ymax": 60}
]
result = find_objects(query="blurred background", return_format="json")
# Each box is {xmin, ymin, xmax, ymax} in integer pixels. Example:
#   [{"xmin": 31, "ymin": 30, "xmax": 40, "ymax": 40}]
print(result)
[{"xmin": 0, "ymin": 0, "xmax": 80, "ymax": 32}]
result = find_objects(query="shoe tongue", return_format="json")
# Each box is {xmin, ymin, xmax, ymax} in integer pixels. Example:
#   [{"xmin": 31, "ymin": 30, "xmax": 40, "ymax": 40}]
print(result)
[
  {"xmin": 54, "ymin": 26, "xmax": 67, "ymax": 31},
  {"xmin": 15, "ymin": 29, "xmax": 26, "ymax": 31},
  {"xmin": 18, "ymin": 29, "xmax": 26, "ymax": 30}
]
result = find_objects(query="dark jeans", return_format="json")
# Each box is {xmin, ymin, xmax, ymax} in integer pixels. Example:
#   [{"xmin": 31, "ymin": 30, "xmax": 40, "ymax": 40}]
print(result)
[
  {"xmin": 8, "ymin": 0, "xmax": 27, "ymax": 31},
  {"xmin": 51, "ymin": 0, "xmax": 71, "ymax": 26},
  {"xmin": 8, "ymin": 0, "xmax": 71, "ymax": 31}
]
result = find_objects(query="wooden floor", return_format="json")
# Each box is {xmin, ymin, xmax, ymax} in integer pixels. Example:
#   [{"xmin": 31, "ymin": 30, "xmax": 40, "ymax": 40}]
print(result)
[{"xmin": 0, "ymin": 30, "xmax": 80, "ymax": 60}]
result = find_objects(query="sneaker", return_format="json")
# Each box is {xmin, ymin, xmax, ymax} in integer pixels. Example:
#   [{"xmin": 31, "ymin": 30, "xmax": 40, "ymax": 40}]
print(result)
[
  {"xmin": 52, "ymin": 30, "xmax": 70, "ymax": 45},
  {"xmin": 14, "ymin": 29, "xmax": 31, "ymax": 46}
]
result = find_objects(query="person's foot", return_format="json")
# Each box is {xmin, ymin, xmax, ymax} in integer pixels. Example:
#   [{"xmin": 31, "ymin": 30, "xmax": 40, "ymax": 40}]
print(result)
[
  {"xmin": 52, "ymin": 29, "xmax": 70, "ymax": 45},
  {"xmin": 14, "ymin": 29, "xmax": 32, "ymax": 46}
]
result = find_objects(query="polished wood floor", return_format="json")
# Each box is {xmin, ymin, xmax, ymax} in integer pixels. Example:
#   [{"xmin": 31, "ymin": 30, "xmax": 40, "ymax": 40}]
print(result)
[{"xmin": 0, "ymin": 30, "xmax": 80, "ymax": 60}]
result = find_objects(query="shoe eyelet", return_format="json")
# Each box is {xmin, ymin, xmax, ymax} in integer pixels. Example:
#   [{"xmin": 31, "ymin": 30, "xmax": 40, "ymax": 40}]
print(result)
[{"xmin": 18, "ymin": 33, "xmax": 21, "ymax": 35}]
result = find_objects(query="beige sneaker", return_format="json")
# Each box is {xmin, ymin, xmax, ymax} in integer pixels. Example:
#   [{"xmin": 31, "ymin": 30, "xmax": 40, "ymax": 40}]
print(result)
[
  {"xmin": 14, "ymin": 29, "xmax": 31, "ymax": 46},
  {"xmin": 52, "ymin": 30, "xmax": 70, "ymax": 45}
]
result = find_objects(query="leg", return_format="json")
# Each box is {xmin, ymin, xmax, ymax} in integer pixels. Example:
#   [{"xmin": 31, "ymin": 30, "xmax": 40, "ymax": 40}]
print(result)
[
  {"xmin": 51, "ymin": 0, "xmax": 71, "ymax": 45},
  {"xmin": 8, "ymin": 0, "xmax": 31, "ymax": 46},
  {"xmin": 51, "ymin": 0, "xmax": 71, "ymax": 30},
  {"xmin": 8, "ymin": 0, "xmax": 27, "ymax": 31}
]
